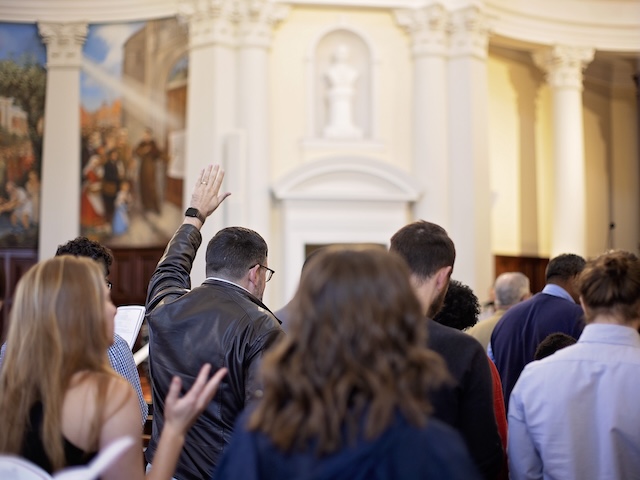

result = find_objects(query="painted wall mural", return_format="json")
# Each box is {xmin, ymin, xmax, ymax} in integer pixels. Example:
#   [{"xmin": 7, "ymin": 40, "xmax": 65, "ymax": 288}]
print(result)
[
  {"xmin": 0, "ymin": 23, "xmax": 45, "ymax": 249},
  {"xmin": 80, "ymin": 18, "xmax": 188, "ymax": 247}
]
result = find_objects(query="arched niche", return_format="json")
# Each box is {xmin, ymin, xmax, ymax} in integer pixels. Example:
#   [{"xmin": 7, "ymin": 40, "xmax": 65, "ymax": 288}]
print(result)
[
  {"xmin": 272, "ymin": 157, "xmax": 421, "ymax": 301},
  {"xmin": 305, "ymin": 22, "xmax": 379, "ymax": 142}
]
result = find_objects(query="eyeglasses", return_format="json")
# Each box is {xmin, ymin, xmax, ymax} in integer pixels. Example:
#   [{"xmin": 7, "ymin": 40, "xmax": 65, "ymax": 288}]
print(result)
[
  {"xmin": 106, "ymin": 280, "xmax": 113, "ymax": 290},
  {"xmin": 257, "ymin": 264, "xmax": 275, "ymax": 282}
]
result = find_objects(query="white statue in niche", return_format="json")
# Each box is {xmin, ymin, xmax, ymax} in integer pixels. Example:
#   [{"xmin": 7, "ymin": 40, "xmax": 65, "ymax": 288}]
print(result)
[{"xmin": 323, "ymin": 45, "xmax": 363, "ymax": 139}]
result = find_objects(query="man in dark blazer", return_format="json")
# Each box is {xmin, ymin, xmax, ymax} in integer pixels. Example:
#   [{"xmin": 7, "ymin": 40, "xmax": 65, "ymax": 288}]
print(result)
[{"xmin": 490, "ymin": 253, "xmax": 585, "ymax": 405}]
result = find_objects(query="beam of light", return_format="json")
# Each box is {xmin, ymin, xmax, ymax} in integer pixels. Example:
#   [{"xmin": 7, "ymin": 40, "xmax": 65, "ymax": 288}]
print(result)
[{"xmin": 81, "ymin": 56, "xmax": 182, "ymax": 131}]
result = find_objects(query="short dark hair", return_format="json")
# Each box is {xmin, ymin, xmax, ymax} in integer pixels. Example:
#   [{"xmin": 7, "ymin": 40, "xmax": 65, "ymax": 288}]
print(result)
[
  {"xmin": 389, "ymin": 221, "xmax": 455, "ymax": 279},
  {"xmin": 433, "ymin": 279, "xmax": 480, "ymax": 331},
  {"xmin": 545, "ymin": 253, "xmax": 586, "ymax": 282},
  {"xmin": 205, "ymin": 227, "xmax": 268, "ymax": 280},
  {"xmin": 534, "ymin": 332, "xmax": 577, "ymax": 360},
  {"xmin": 55, "ymin": 237, "xmax": 114, "ymax": 276}
]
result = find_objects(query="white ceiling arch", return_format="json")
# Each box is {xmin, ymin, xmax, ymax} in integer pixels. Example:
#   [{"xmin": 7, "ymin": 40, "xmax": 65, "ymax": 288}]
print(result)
[{"xmin": 2, "ymin": 0, "xmax": 639, "ymax": 54}]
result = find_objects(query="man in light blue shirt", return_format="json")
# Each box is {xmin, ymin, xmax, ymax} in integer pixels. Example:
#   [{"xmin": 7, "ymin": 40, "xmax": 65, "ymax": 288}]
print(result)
[{"xmin": 508, "ymin": 250, "xmax": 640, "ymax": 480}]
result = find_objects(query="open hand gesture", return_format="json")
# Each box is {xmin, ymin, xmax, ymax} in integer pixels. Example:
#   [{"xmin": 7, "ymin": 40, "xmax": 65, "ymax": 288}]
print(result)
[{"xmin": 164, "ymin": 364, "xmax": 227, "ymax": 433}]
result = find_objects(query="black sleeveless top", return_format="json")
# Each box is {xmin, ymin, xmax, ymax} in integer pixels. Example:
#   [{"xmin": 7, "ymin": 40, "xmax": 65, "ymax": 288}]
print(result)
[{"xmin": 20, "ymin": 402, "xmax": 97, "ymax": 473}]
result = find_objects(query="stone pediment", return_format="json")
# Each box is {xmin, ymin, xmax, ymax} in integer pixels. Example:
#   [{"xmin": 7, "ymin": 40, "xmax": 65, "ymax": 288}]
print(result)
[{"xmin": 272, "ymin": 157, "xmax": 421, "ymax": 202}]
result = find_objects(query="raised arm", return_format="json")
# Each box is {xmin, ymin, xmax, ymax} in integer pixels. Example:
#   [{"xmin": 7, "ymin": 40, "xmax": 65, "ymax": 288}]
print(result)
[{"xmin": 146, "ymin": 165, "xmax": 230, "ymax": 311}]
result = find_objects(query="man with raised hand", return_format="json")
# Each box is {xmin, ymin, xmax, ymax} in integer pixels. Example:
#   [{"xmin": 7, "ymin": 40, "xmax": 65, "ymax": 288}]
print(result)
[{"xmin": 144, "ymin": 165, "xmax": 284, "ymax": 480}]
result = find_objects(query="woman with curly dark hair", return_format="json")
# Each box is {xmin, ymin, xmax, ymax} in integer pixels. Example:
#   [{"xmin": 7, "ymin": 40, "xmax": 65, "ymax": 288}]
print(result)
[{"xmin": 214, "ymin": 247, "xmax": 481, "ymax": 479}]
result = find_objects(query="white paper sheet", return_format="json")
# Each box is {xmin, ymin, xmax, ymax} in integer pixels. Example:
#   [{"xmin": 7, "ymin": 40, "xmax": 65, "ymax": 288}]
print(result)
[{"xmin": 114, "ymin": 305, "xmax": 145, "ymax": 350}]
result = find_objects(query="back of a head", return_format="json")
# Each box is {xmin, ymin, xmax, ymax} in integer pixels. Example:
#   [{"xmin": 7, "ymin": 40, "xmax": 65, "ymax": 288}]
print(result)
[
  {"xmin": 205, "ymin": 227, "xmax": 267, "ymax": 280},
  {"xmin": 55, "ymin": 236, "xmax": 114, "ymax": 276},
  {"xmin": 534, "ymin": 332, "xmax": 577, "ymax": 360},
  {"xmin": 389, "ymin": 221, "xmax": 456, "ymax": 279},
  {"xmin": 7, "ymin": 256, "xmax": 110, "ymax": 373},
  {"xmin": 250, "ymin": 247, "xmax": 449, "ymax": 453},
  {"xmin": 494, "ymin": 272, "xmax": 530, "ymax": 308},
  {"xmin": 433, "ymin": 279, "xmax": 480, "ymax": 331},
  {"xmin": 578, "ymin": 250, "xmax": 640, "ymax": 324},
  {"xmin": 289, "ymin": 247, "xmax": 426, "ymax": 357},
  {"xmin": 545, "ymin": 253, "xmax": 586, "ymax": 283}
]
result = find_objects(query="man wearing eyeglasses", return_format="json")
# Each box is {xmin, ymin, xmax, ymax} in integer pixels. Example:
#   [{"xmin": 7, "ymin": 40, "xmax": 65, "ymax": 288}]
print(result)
[{"xmin": 144, "ymin": 165, "xmax": 284, "ymax": 480}]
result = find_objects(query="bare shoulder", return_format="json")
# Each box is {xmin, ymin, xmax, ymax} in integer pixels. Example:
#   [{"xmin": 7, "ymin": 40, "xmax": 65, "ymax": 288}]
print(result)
[{"xmin": 63, "ymin": 371, "xmax": 137, "ymax": 449}]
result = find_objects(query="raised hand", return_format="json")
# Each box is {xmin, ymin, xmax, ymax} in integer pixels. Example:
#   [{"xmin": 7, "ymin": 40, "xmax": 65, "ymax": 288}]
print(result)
[
  {"xmin": 164, "ymin": 364, "xmax": 228, "ymax": 432},
  {"xmin": 188, "ymin": 164, "xmax": 231, "ymax": 219}
]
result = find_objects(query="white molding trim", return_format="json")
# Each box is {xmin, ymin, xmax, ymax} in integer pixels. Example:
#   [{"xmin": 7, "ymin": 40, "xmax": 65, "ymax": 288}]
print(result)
[
  {"xmin": 272, "ymin": 156, "xmax": 421, "ymax": 202},
  {"xmin": 2, "ymin": 1, "xmax": 638, "ymax": 54},
  {"xmin": 273, "ymin": 155, "xmax": 421, "ymax": 303},
  {"xmin": 485, "ymin": 1, "xmax": 640, "ymax": 53}
]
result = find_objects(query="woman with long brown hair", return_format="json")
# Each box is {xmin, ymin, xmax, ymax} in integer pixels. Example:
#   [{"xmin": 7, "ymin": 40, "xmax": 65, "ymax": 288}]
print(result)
[
  {"xmin": 214, "ymin": 247, "xmax": 481, "ymax": 479},
  {"xmin": 0, "ymin": 255, "xmax": 226, "ymax": 478}
]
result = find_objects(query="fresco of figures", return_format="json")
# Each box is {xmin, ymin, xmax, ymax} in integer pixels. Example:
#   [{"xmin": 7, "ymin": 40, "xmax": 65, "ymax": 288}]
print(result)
[
  {"xmin": 0, "ymin": 23, "xmax": 45, "ymax": 249},
  {"xmin": 80, "ymin": 18, "xmax": 187, "ymax": 247}
]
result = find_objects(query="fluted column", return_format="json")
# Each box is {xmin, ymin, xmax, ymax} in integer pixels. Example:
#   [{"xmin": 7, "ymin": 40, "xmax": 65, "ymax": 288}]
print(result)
[
  {"xmin": 534, "ymin": 45, "xmax": 594, "ymax": 257},
  {"xmin": 236, "ymin": 1, "xmax": 288, "ymax": 241},
  {"xmin": 447, "ymin": 5, "xmax": 492, "ymax": 297},
  {"xmin": 179, "ymin": 0, "xmax": 239, "ymax": 285},
  {"xmin": 395, "ymin": 3, "xmax": 450, "ymax": 230},
  {"xmin": 38, "ymin": 22, "xmax": 87, "ymax": 260}
]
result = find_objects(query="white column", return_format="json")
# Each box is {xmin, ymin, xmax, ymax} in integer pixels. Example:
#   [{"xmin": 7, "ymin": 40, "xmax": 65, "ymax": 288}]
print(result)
[
  {"xmin": 237, "ymin": 1, "xmax": 289, "ymax": 242},
  {"xmin": 179, "ymin": 0, "xmax": 238, "ymax": 286},
  {"xmin": 534, "ymin": 45, "xmax": 594, "ymax": 257},
  {"xmin": 447, "ymin": 5, "xmax": 492, "ymax": 297},
  {"xmin": 38, "ymin": 23, "xmax": 87, "ymax": 260},
  {"xmin": 395, "ymin": 4, "xmax": 451, "ymax": 230}
]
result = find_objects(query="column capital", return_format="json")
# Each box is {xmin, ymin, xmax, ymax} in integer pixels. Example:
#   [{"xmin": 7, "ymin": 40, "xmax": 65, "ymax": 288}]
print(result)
[
  {"xmin": 178, "ymin": 0, "xmax": 240, "ymax": 48},
  {"xmin": 449, "ymin": 5, "xmax": 490, "ymax": 60},
  {"xmin": 238, "ymin": 0, "xmax": 289, "ymax": 49},
  {"xmin": 533, "ymin": 45, "xmax": 595, "ymax": 90},
  {"xmin": 38, "ymin": 22, "xmax": 87, "ymax": 68},
  {"xmin": 394, "ymin": 3, "xmax": 449, "ymax": 58}
]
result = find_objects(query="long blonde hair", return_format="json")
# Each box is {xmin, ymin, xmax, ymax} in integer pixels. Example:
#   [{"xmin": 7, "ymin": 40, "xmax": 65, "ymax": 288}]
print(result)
[{"xmin": 0, "ymin": 256, "xmax": 115, "ymax": 470}]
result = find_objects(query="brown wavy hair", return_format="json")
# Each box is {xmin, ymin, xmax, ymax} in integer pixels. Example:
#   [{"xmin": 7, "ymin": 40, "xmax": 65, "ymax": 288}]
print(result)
[
  {"xmin": 0, "ymin": 256, "xmax": 116, "ymax": 470},
  {"xmin": 248, "ymin": 247, "xmax": 449, "ymax": 454},
  {"xmin": 578, "ymin": 250, "xmax": 640, "ymax": 324}
]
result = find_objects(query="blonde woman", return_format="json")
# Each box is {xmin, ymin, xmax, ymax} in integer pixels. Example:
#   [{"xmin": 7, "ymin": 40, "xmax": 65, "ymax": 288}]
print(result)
[{"xmin": 0, "ymin": 255, "xmax": 226, "ymax": 478}]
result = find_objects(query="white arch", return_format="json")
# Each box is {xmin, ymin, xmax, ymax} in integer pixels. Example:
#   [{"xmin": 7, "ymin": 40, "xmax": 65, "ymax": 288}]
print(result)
[
  {"xmin": 273, "ymin": 156, "xmax": 421, "ymax": 302},
  {"xmin": 272, "ymin": 156, "xmax": 421, "ymax": 201}
]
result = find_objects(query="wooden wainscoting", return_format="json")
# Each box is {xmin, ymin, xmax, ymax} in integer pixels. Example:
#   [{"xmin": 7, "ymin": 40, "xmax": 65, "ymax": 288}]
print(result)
[
  {"xmin": 494, "ymin": 254, "xmax": 549, "ymax": 294},
  {"xmin": 109, "ymin": 246, "xmax": 165, "ymax": 307},
  {"xmin": 0, "ymin": 246, "xmax": 165, "ymax": 341},
  {"xmin": 0, "ymin": 248, "xmax": 38, "ymax": 341}
]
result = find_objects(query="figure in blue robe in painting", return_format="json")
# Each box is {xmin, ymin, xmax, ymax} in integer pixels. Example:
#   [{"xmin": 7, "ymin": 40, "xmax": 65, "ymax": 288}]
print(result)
[{"xmin": 112, "ymin": 180, "xmax": 132, "ymax": 236}]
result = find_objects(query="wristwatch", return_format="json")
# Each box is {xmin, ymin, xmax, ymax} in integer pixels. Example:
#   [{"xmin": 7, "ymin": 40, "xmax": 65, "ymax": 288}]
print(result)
[{"xmin": 184, "ymin": 207, "xmax": 206, "ymax": 224}]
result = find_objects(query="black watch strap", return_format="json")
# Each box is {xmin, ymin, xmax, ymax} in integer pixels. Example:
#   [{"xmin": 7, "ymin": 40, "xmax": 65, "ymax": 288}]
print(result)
[{"xmin": 185, "ymin": 207, "xmax": 206, "ymax": 224}]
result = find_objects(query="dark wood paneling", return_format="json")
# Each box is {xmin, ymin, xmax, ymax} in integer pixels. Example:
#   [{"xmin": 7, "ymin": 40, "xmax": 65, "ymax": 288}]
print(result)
[
  {"xmin": 0, "ymin": 249, "xmax": 38, "ymax": 341},
  {"xmin": 0, "ymin": 247, "xmax": 165, "ymax": 341},
  {"xmin": 110, "ymin": 246, "xmax": 165, "ymax": 307},
  {"xmin": 494, "ymin": 254, "xmax": 549, "ymax": 294}
]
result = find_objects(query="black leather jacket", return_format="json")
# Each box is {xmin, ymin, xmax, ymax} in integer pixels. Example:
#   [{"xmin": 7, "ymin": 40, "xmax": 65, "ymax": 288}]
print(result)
[{"xmin": 144, "ymin": 224, "xmax": 284, "ymax": 480}]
